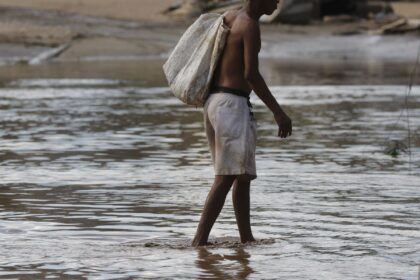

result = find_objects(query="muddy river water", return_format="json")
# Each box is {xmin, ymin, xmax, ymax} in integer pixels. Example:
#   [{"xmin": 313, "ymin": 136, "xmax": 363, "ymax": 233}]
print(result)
[{"xmin": 0, "ymin": 59, "xmax": 419, "ymax": 279}]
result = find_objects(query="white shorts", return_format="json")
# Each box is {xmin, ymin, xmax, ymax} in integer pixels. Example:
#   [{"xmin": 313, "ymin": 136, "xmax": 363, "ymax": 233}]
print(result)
[{"xmin": 204, "ymin": 92, "xmax": 257, "ymax": 180}]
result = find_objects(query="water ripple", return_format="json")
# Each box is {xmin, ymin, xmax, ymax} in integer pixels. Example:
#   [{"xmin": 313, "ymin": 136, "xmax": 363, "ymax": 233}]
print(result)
[{"xmin": 0, "ymin": 80, "xmax": 419, "ymax": 279}]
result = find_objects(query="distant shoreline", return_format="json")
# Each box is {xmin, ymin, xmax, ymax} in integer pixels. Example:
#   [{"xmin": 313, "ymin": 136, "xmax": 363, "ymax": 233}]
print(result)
[{"xmin": 0, "ymin": 0, "xmax": 419, "ymax": 79}]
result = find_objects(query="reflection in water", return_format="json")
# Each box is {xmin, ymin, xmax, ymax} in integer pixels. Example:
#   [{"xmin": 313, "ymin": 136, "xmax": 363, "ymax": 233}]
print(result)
[
  {"xmin": 0, "ymin": 80, "xmax": 419, "ymax": 279},
  {"xmin": 196, "ymin": 247, "xmax": 254, "ymax": 280}
]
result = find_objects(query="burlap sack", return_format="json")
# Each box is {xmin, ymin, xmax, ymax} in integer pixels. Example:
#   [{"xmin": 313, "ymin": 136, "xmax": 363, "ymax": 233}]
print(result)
[{"xmin": 163, "ymin": 13, "xmax": 229, "ymax": 107}]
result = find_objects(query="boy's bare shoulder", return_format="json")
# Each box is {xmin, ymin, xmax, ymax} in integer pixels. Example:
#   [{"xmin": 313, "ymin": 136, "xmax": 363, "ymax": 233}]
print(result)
[
  {"xmin": 235, "ymin": 12, "xmax": 260, "ymax": 37},
  {"xmin": 223, "ymin": 10, "xmax": 260, "ymax": 42}
]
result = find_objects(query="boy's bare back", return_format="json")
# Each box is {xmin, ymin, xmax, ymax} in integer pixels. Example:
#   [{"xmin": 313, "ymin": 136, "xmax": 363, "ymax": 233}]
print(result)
[{"xmin": 211, "ymin": 10, "xmax": 260, "ymax": 94}]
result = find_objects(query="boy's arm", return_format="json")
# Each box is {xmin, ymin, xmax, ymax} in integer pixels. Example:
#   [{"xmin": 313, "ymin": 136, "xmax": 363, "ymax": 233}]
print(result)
[{"xmin": 243, "ymin": 22, "xmax": 292, "ymax": 138}]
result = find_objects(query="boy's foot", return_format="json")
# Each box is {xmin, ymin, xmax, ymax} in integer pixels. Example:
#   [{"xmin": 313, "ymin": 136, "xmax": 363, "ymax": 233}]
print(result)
[
  {"xmin": 240, "ymin": 235, "xmax": 256, "ymax": 244},
  {"xmin": 191, "ymin": 240, "xmax": 213, "ymax": 247}
]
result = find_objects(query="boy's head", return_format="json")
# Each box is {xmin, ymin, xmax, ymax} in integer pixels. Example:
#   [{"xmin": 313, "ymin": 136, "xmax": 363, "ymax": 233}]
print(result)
[{"xmin": 247, "ymin": 0, "xmax": 279, "ymax": 15}]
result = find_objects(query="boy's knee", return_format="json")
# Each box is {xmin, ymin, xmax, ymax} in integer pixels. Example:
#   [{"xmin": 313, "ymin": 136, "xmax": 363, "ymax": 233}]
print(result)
[
  {"xmin": 215, "ymin": 175, "xmax": 236, "ymax": 185},
  {"xmin": 235, "ymin": 175, "xmax": 252, "ymax": 185}
]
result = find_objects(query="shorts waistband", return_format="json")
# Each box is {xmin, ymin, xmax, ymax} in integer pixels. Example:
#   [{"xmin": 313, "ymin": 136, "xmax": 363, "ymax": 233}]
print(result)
[
  {"xmin": 209, "ymin": 86, "xmax": 254, "ymax": 116},
  {"xmin": 210, "ymin": 86, "xmax": 250, "ymax": 99}
]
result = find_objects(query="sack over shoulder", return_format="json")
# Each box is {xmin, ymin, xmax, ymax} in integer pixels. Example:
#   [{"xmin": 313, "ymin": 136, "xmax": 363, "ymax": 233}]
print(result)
[{"xmin": 163, "ymin": 13, "xmax": 229, "ymax": 107}]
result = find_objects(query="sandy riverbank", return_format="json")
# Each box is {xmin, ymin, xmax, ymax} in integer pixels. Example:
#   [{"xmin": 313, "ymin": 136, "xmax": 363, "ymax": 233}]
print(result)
[
  {"xmin": 0, "ymin": 0, "xmax": 185, "ymax": 63},
  {"xmin": 0, "ymin": 0, "xmax": 173, "ymax": 22},
  {"xmin": 0, "ymin": 0, "xmax": 419, "ymax": 80}
]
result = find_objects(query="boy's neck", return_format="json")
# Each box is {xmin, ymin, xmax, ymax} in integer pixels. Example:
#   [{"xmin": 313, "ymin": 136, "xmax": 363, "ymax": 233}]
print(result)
[{"xmin": 244, "ymin": 2, "xmax": 262, "ymax": 22}]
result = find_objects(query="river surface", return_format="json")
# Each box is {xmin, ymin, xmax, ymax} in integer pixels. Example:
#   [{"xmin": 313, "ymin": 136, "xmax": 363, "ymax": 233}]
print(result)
[{"xmin": 0, "ymin": 78, "xmax": 419, "ymax": 279}]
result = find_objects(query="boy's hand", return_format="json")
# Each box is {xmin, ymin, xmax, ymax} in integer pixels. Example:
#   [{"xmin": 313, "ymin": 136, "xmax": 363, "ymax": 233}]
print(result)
[{"xmin": 274, "ymin": 112, "xmax": 292, "ymax": 138}]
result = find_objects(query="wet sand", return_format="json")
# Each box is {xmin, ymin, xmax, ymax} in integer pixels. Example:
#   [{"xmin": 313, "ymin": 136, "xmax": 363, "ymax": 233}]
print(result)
[
  {"xmin": 0, "ymin": 5, "xmax": 419, "ymax": 86},
  {"xmin": 1, "ymin": 0, "xmax": 420, "ymax": 69},
  {"xmin": 0, "ymin": 58, "xmax": 419, "ymax": 88},
  {"xmin": 0, "ymin": 0, "xmax": 173, "ymax": 22},
  {"xmin": 127, "ymin": 236, "xmax": 276, "ymax": 249}
]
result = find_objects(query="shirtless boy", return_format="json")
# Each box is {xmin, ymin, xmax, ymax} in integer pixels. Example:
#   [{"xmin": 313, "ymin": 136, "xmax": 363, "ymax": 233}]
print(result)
[{"xmin": 192, "ymin": 0, "xmax": 292, "ymax": 247}]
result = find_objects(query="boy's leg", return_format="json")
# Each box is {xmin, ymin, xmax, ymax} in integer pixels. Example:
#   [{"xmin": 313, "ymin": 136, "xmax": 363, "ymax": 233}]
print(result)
[
  {"xmin": 232, "ymin": 178, "xmax": 255, "ymax": 243},
  {"xmin": 192, "ymin": 175, "xmax": 236, "ymax": 247}
]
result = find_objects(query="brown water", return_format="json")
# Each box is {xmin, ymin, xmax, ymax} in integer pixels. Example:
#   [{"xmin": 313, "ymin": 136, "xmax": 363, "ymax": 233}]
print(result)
[
  {"xmin": 0, "ymin": 58, "xmax": 417, "ymax": 87},
  {"xmin": 0, "ymin": 78, "xmax": 419, "ymax": 279}
]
